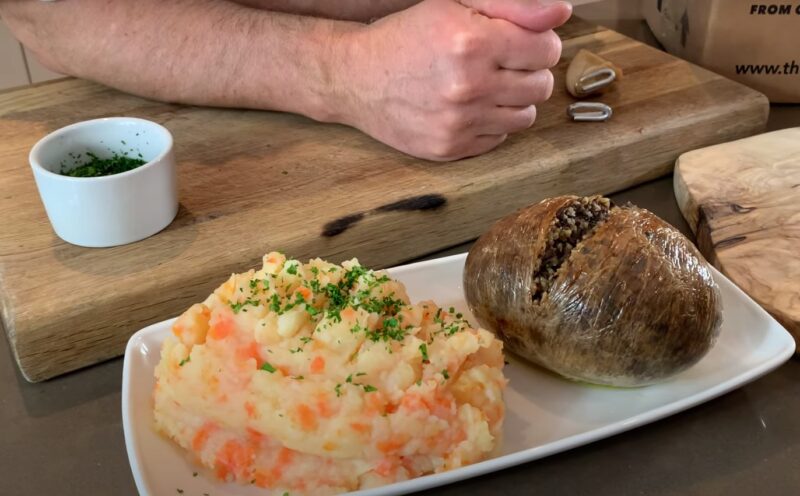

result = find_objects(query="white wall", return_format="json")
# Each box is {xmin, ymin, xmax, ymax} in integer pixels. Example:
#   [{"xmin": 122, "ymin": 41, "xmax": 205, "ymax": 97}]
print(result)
[
  {"xmin": 0, "ymin": 20, "xmax": 30, "ymax": 89},
  {"xmin": 0, "ymin": 19, "xmax": 64, "ymax": 90}
]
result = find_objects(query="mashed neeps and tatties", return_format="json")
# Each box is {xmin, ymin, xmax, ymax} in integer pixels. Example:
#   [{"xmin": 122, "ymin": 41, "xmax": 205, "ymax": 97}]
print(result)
[{"xmin": 154, "ymin": 252, "xmax": 507, "ymax": 494}]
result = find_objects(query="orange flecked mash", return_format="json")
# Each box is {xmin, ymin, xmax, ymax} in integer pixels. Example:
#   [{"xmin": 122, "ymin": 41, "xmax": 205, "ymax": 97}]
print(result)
[{"xmin": 153, "ymin": 252, "xmax": 506, "ymax": 495}]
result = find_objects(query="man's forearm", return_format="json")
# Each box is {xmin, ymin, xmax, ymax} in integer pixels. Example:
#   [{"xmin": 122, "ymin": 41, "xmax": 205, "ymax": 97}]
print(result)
[
  {"xmin": 0, "ymin": 0, "xmax": 359, "ymax": 121},
  {"xmin": 231, "ymin": 0, "xmax": 421, "ymax": 21}
]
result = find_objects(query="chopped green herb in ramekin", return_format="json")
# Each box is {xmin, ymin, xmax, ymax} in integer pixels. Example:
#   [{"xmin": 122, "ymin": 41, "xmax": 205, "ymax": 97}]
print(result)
[{"xmin": 60, "ymin": 151, "xmax": 146, "ymax": 177}]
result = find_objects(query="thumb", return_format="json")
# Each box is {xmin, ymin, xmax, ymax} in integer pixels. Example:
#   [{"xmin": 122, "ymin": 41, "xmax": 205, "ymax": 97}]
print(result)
[{"xmin": 459, "ymin": 0, "xmax": 573, "ymax": 32}]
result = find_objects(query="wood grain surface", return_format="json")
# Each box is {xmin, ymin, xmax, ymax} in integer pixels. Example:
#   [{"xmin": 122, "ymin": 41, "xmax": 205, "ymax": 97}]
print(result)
[
  {"xmin": 0, "ymin": 18, "xmax": 769, "ymax": 381},
  {"xmin": 674, "ymin": 128, "xmax": 800, "ymax": 342}
]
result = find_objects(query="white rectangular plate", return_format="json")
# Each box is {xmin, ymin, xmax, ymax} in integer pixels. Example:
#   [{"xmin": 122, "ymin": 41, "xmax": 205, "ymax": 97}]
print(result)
[{"xmin": 123, "ymin": 253, "xmax": 795, "ymax": 496}]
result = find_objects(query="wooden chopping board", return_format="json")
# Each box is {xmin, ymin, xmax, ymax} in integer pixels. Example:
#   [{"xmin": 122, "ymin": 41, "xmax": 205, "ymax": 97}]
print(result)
[
  {"xmin": 674, "ymin": 128, "xmax": 800, "ymax": 342},
  {"xmin": 0, "ymin": 18, "xmax": 768, "ymax": 381}
]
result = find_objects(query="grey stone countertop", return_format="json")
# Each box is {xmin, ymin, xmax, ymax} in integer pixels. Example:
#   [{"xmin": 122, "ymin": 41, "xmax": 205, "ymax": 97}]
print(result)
[{"xmin": 2, "ymin": 20, "xmax": 799, "ymax": 496}]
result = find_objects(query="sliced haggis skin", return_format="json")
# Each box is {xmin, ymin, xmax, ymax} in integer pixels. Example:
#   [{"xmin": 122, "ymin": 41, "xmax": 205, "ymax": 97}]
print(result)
[
  {"xmin": 463, "ymin": 195, "xmax": 723, "ymax": 387},
  {"xmin": 531, "ymin": 196, "xmax": 611, "ymax": 301}
]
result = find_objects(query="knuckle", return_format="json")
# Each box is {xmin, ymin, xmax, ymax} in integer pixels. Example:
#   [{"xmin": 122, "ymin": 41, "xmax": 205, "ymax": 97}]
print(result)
[
  {"xmin": 536, "ymin": 70, "xmax": 555, "ymax": 102},
  {"xmin": 444, "ymin": 79, "xmax": 478, "ymax": 103},
  {"xmin": 539, "ymin": 30, "xmax": 563, "ymax": 68},
  {"xmin": 486, "ymin": 134, "xmax": 508, "ymax": 152},
  {"xmin": 512, "ymin": 106, "xmax": 537, "ymax": 131},
  {"xmin": 478, "ymin": 138, "xmax": 500, "ymax": 153},
  {"xmin": 450, "ymin": 31, "xmax": 484, "ymax": 58},
  {"xmin": 468, "ymin": 134, "xmax": 507, "ymax": 159},
  {"xmin": 524, "ymin": 105, "xmax": 538, "ymax": 127},
  {"xmin": 441, "ymin": 110, "xmax": 465, "ymax": 133},
  {"xmin": 430, "ymin": 139, "xmax": 461, "ymax": 161}
]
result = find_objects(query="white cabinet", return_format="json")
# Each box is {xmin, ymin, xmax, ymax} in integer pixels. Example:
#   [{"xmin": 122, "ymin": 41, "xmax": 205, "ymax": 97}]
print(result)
[
  {"xmin": 0, "ymin": 19, "xmax": 64, "ymax": 90},
  {"xmin": 0, "ymin": 20, "xmax": 29, "ymax": 90},
  {"xmin": 24, "ymin": 46, "xmax": 63, "ymax": 83}
]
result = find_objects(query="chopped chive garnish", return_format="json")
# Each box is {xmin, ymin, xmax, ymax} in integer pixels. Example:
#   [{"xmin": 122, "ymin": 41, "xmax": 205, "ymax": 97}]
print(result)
[{"xmin": 60, "ymin": 150, "xmax": 146, "ymax": 177}]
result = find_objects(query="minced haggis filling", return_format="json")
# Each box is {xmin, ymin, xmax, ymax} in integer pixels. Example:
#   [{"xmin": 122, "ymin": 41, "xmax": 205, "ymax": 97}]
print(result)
[{"xmin": 531, "ymin": 196, "xmax": 611, "ymax": 300}]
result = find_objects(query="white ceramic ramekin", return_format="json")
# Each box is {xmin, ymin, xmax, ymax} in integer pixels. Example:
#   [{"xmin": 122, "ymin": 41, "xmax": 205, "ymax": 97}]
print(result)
[{"xmin": 29, "ymin": 117, "xmax": 178, "ymax": 248}]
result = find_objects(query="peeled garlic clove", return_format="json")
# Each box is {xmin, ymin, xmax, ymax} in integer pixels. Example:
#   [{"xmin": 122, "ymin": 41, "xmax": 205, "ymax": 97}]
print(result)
[{"xmin": 566, "ymin": 49, "xmax": 623, "ymax": 98}]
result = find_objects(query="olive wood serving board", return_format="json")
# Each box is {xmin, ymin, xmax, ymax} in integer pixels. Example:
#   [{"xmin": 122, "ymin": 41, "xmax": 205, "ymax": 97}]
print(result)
[
  {"xmin": 674, "ymin": 128, "xmax": 800, "ymax": 343},
  {"xmin": 0, "ymin": 18, "xmax": 768, "ymax": 381}
]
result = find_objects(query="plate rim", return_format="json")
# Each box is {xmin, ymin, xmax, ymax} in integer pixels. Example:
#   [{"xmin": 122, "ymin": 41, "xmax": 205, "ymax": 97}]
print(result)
[{"xmin": 122, "ymin": 252, "xmax": 796, "ymax": 496}]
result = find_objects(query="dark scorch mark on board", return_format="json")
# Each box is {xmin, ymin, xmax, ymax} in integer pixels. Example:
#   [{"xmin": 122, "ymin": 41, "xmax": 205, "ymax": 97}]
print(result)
[
  {"xmin": 321, "ymin": 213, "xmax": 365, "ymax": 237},
  {"xmin": 322, "ymin": 194, "xmax": 447, "ymax": 237},
  {"xmin": 375, "ymin": 194, "xmax": 447, "ymax": 212}
]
